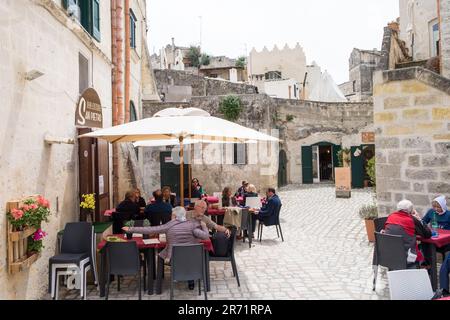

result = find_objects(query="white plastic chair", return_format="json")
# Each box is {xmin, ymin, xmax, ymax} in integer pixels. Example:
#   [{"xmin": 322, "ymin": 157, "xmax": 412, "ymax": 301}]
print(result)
[{"xmin": 387, "ymin": 269, "xmax": 434, "ymax": 300}]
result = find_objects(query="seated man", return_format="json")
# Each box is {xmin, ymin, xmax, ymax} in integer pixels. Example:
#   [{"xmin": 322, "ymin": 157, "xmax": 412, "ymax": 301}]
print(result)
[
  {"xmin": 187, "ymin": 200, "xmax": 230, "ymax": 237},
  {"xmin": 124, "ymin": 206, "xmax": 210, "ymax": 271},
  {"xmin": 113, "ymin": 190, "xmax": 140, "ymax": 233},
  {"xmin": 145, "ymin": 189, "xmax": 173, "ymax": 226},
  {"xmin": 250, "ymin": 188, "xmax": 281, "ymax": 234},
  {"xmin": 385, "ymin": 200, "xmax": 431, "ymax": 267}
]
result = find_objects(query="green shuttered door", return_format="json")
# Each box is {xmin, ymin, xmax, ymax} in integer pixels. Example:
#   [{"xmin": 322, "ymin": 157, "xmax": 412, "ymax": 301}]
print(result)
[{"xmin": 302, "ymin": 146, "xmax": 313, "ymax": 184}]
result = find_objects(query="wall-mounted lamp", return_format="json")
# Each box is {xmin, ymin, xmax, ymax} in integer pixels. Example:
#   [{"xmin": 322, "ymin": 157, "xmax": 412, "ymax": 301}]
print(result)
[
  {"xmin": 24, "ymin": 70, "xmax": 44, "ymax": 81},
  {"xmin": 44, "ymin": 134, "xmax": 75, "ymax": 145}
]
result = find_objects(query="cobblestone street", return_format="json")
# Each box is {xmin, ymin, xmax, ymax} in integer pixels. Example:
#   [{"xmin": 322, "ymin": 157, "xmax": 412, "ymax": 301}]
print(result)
[{"xmin": 51, "ymin": 185, "xmax": 389, "ymax": 300}]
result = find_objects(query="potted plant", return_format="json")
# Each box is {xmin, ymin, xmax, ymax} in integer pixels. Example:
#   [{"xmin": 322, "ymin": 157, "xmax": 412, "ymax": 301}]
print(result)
[
  {"xmin": 80, "ymin": 193, "xmax": 95, "ymax": 222},
  {"xmin": 358, "ymin": 204, "xmax": 378, "ymax": 242},
  {"xmin": 124, "ymin": 220, "xmax": 135, "ymax": 240}
]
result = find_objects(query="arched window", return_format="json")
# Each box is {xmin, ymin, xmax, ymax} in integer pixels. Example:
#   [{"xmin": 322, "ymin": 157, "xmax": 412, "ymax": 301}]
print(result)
[{"xmin": 130, "ymin": 101, "xmax": 137, "ymax": 122}]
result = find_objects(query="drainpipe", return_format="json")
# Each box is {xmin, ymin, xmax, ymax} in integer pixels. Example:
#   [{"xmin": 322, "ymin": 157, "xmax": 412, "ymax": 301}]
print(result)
[
  {"xmin": 112, "ymin": 0, "xmax": 124, "ymax": 206},
  {"xmin": 124, "ymin": 0, "xmax": 131, "ymax": 123}
]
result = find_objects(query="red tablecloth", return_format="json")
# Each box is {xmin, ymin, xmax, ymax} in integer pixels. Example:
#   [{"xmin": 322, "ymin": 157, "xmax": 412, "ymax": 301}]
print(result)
[
  {"xmin": 418, "ymin": 229, "xmax": 450, "ymax": 248},
  {"xmin": 235, "ymin": 196, "xmax": 244, "ymax": 203},
  {"xmin": 204, "ymin": 196, "xmax": 219, "ymax": 204},
  {"xmin": 103, "ymin": 208, "xmax": 116, "ymax": 217},
  {"xmin": 207, "ymin": 208, "xmax": 226, "ymax": 216},
  {"xmin": 435, "ymin": 296, "xmax": 450, "ymax": 300},
  {"xmin": 97, "ymin": 234, "xmax": 213, "ymax": 252}
]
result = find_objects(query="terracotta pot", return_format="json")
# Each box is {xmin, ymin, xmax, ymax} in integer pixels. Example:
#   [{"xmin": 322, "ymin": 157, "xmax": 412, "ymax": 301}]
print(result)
[
  {"xmin": 365, "ymin": 219, "xmax": 375, "ymax": 242},
  {"xmin": 364, "ymin": 180, "xmax": 369, "ymax": 188}
]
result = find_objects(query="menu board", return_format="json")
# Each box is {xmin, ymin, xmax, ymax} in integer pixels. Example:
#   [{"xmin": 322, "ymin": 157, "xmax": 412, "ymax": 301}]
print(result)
[{"xmin": 335, "ymin": 167, "xmax": 351, "ymax": 198}]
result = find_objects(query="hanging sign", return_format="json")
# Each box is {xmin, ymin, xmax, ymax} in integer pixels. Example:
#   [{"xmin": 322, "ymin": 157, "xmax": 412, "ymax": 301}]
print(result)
[
  {"xmin": 361, "ymin": 132, "xmax": 375, "ymax": 144},
  {"xmin": 75, "ymin": 88, "xmax": 103, "ymax": 128}
]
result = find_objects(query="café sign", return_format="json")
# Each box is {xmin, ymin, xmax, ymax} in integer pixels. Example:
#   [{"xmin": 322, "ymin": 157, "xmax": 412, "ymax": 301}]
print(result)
[
  {"xmin": 75, "ymin": 88, "xmax": 103, "ymax": 128},
  {"xmin": 361, "ymin": 132, "xmax": 375, "ymax": 144}
]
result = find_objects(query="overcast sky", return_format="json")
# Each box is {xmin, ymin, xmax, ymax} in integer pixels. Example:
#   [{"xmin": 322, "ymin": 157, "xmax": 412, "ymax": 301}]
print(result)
[{"xmin": 147, "ymin": 0, "xmax": 399, "ymax": 84}]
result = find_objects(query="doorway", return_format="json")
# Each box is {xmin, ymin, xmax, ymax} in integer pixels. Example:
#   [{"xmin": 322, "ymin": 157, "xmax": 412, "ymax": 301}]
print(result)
[
  {"xmin": 278, "ymin": 150, "xmax": 288, "ymax": 187},
  {"xmin": 303, "ymin": 142, "xmax": 340, "ymax": 184},
  {"xmin": 319, "ymin": 145, "xmax": 333, "ymax": 181},
  {"xmin": 78, "ymin": 128, "xmax": 110, "ymax": 222},
  {"xmin": 362, "ymin": 145, "xmax": 375, "ymax": 187},
  {"xmin": 160, "ymin": 151, "xmax": 189, "ymax": 198}
]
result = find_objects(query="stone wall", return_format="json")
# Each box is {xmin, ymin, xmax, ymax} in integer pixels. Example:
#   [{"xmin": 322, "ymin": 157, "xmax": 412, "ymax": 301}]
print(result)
[
  {"xmin": 142, "ymin": 96, "xmax": 373, "ymax": 193},
  {"xmin": 153, "ymin": 69, "xmax": 257, "ymax": 99},
  {"xmin": 441, "ymin": 0, "xmax": 450, "ymax": 78},
  {"xmin": 373, "ymin": 67, "xmax": 450, "ymax": 216},
  {"xmin": 0, "ymin": 0, "xmax": 112, "ymax": 299}
]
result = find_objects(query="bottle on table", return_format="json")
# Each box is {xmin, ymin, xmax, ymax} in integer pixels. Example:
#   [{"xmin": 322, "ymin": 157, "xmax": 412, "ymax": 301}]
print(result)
[{"xmin": 431, "ymin": 212, "xmax": 439, "ymax": 237}]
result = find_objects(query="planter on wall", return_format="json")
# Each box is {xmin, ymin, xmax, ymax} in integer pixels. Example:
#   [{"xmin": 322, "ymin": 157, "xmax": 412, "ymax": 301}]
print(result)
[{"xmin": 364, "ymin": 219, "xmax": 375, "ymax": 242}]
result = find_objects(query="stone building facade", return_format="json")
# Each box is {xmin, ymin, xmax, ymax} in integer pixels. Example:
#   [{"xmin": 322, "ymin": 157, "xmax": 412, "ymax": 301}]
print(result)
[
  {"xmin": 441, "ymin": 0, "xmax": 450, "ymax": 78},
  {"xmin": 373, "ymin": 67, "xmax": 450, "ymax": 216},
  {"xmin": 0, "ymin": 0, "xmax": 156, "ymax": 299},
  {"xmin": 153, "ymin": 69, "xmax": 257, "ymax": 102},
  {"xmin": 339, "ymin": 49, "xmax": 383, "ymax": 102},
  {"xmin": 141, "ymin": 95, "xmax": 373, "ymax": 195}
]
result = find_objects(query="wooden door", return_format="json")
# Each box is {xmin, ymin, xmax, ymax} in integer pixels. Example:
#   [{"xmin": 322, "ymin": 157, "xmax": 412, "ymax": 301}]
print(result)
[
  {"xmin": 78, "ymin": 128, "xmax": 94, "ymax": 221},
  {"xmin": 95, "ymin": 139, "xmax": 110, "ymax": 222},
  {"xmin": 160, "ymin": 151, "xmax": 189, "ymax": 197},
  {"xmin": 351, "ymin": 146, "xmax": 364, "ymax": 188},
  {"xmin": 301, "ymin": 146, "xmax": 313, "ymax": 184}
]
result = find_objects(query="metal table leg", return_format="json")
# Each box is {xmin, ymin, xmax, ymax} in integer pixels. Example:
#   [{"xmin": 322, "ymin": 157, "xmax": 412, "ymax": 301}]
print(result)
[
  {"xmin": 205, "ymin": 251, "xmax": 211, "ymax": 292},
  {"xmin": 155, "ymin": 254, "xmax": 164, "ymax": 295},
  {"xmin": 147, "ymin": 248, "xmax": 155, "ymax": 295}
]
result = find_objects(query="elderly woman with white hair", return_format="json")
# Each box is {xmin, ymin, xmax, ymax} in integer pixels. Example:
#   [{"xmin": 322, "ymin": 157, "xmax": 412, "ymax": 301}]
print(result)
[
  {"xmin": 384, "ymin": 199, "xmax": 432, "ymax": 267},
  {"xmin": 123, "ymin": 206, "xmax": 210, "ymax": 261}
]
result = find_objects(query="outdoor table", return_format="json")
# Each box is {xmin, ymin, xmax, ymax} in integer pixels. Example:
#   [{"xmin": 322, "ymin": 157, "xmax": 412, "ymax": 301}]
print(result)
[
  {"xmin": 418, "ymin": 229, "xmax": 450, "ymax": 291},
  {"xmin": 97, "ymin": 234, "xmax": 162, "ymax": 296},
  {"xmin": 155, "ymin": 238, "xmax": 214, "ymax": 294},
  {"xmin": 207, "ymin": 208, "xmax": 226, "ymax": 226},
  {"xmin": 223, "ymin": 207, "xmax": 254, "ymax": 248}
]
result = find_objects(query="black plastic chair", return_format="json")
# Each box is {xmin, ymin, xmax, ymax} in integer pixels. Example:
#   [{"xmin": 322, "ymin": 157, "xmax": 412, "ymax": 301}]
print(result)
[
  {"xmin": 374, "ymin": 217, "xmax": 388, "ymax": 233},
  {"xmin": 258, "ymin": 203, "xmax": 284, "ymax": 242},
  {"xmin": 209, "ymin": 226, "xmax": 240, "ymax": 286},
  {"xmin": 170, "ymin": 244, "xmax": 207, "ymax": 300},
  {"xmin": 373, "ymin": 231, "xmax": 409, "ymax": 291},
  {"xmin": 48, "ymin": 222, "xmax": 96, "ymax": 299},
  {"xmin": 105, "ymin": 241, "xmax": 142, "ymax": 300}
]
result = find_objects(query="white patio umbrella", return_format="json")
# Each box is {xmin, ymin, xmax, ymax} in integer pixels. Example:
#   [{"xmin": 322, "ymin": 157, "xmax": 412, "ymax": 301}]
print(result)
[{"xmin": 79, "ymin": 107, "xmax": 278, "ymax": 200}]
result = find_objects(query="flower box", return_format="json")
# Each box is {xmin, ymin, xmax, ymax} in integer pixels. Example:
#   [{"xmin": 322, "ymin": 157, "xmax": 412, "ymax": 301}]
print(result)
[{"xmin": 6, "ymin": 196, "xmax": 49, "ymax": 275}]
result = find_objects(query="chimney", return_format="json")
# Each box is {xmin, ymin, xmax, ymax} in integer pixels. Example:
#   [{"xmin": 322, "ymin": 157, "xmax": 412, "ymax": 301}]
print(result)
[{"xmin": 171, "ymin": 37, "xmax": 175, "ymax": 49}]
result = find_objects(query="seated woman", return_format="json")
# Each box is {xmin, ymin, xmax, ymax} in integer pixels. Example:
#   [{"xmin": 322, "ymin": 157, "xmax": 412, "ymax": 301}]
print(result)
[
  {"xmin": 162, "ymin": 186, "xmax": 177, "ymax": 207},
  {"xmin": 221, "ymin": 187, "xmax": 237, "ymax": 207},
  {"xmin": 113, "ymin": 190, "xmax": 140, "ymax": 233},
  {"xmin": 421, "ymin": 195, "xmax": 450, "ymax": 264},
  {"xmin": 422, "ymin": 195, "xmax": 450, "ymax": 230},
  {"xmin": 385, "ymin": 200, "xmax": 431, "ymax": 268},
  {"xmin": 243, "ymin": 184, "xmax": 258, "ymax": 205},
  {"xmin": 134, "ymin": 188, "xmax": 146, "ymax": 214},
  {"xmin": 186, "ymin": 178, "xmax": 205, "ymax": 199}
]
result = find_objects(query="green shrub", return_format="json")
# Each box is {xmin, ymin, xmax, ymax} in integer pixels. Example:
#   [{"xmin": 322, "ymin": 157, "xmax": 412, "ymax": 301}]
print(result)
[
  {"xmin": 358, "ymin": 204, "xmax": 378, "ymax": 220},
  {"xmin": 219, "ymin": 95, "xmax": 243, "ymax": 121},
  {"xmin": 366, "ymin": 157, "xmax": 376, "ymax": 186},
  {"xmin": 187, "ymin": 46, "xmax": 201, "ymax": 68},
  {"xmin": 236, "ymin": 56, "xmax": 246, "ymax": 68}
]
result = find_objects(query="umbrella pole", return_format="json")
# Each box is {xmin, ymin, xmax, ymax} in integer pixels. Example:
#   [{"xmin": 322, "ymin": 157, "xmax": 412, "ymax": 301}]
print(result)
[
  {"xmin": 179, "ymin": 136, "xmax": 184, "ymax": 205},
  {"xmin": 188, "ymin": 147, "xmax": 192, "ymax": 198}
]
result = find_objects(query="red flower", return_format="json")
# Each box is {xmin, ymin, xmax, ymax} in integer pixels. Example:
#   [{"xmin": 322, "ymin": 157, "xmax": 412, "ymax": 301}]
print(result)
[
  {"xmin": 11, "ymin": 208, "xmax": 24, "ymax": 220},
  {"xmin": 37, "ymin": 196, "xmax": 50, "ymax": 208}
]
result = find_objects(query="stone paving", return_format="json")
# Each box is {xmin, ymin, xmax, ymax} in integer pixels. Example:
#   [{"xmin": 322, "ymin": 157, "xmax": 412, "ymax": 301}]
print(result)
[{"xmin": 49, "ymin": 184, "xmax": 391, "ymax": 300}]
